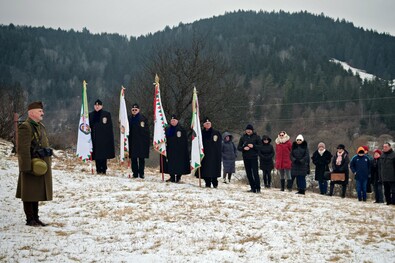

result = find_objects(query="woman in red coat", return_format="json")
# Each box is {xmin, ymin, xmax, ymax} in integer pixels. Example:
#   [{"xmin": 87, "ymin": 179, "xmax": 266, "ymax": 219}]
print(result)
[{"xmin": 275, "ymin": 131, "xmax": 292, "ymax": 191}]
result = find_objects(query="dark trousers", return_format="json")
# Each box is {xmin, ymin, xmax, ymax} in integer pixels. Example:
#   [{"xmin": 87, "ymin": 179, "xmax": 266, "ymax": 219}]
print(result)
[
  {"xmin": 355, "ymin": 179, "xmax": 368, "ymax": 201},
  {"xmin": 244, "ymin": 158, "xmax": 260, "ymax": 191},
  {"xmin": 296, "ymin": 175, "xmax": 306, "ymax": 191},
  {"xmin": 204, "ymin": 178, "xmax": 218, "ymax": 188},
  {"xmin": 95, "ymin": 159, "xmax": 107, "ymax": 174},
  {"xmin": 383, "ymin": 182, "xmax": 395, "ymax": 205},
  {"xmin": 329, "ymin": 181, "xmax": 347, "ymax": 198},
  {"xmin": 23, "ymin": 201, "xmax": 39, "ymax": 222},
  {"xmin": 170, "ymin": 174, "xmax": 182, "ymax": 183},
  {"xmin": 262, "ymin": 169, "xmax": 272, "ymax": 187},
  {"xmin": 373, "ymin": 181, "xmax": 384, "ymax": 203},
  {"xmin": 318, "ymin": 179, "xmax": 328, "ymax": 194},
  {"xmin": 223, "ymin": 172, "xmax": 232, "ymax": 181},
  {"xmin": 132, "ymin": 157, "xmax": 145, "ymax": 178}
]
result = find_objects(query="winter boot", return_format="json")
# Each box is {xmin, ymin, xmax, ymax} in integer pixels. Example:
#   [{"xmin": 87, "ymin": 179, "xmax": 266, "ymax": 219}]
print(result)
[
  {"xmin": 298, "ymin": 189, "xmax": 305, "ymax": 195},
  {"xmin": 24, "ymin": 202, "xmax": 39, "ymax": 226},
  {"xmin": 287, "ymin": 179, "xmax": 293, "ymax": 191},
  {"xmin": 263, "ymin": 176, "xmax": 268, "ymax": 189},
  {"xmin": 341, "ymin": 185, "xmax": 347, "ymax": 198},
  {"xmin": 176, "ymin": 174, "xmax": 181, "ymax": 183},
  {"xmin": 33, "ymin": 202, "xmax": 47, "ymax": 226},
  {"xmin": 280, "ymin": 179, "xmax": 285, "ymax": 191},
  {"xmin": 329, "ymin": 183, "xmax": 334, "ymax": 196},
  {"xmin": 170, "ymin": 174, "xmax": 176, "ymax": 183}
]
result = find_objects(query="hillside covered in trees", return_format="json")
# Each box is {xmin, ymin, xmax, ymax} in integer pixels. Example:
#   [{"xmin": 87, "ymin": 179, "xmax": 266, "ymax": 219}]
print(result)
[{"xmin": 0, "ymin": 10, "xmax": 394, "ymax": 149}]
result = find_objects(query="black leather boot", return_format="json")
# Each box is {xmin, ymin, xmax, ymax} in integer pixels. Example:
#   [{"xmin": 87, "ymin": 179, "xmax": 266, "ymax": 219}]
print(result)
[
  {"xmin": 341, "ymin": 184, "xmax": 347, "ymax": 198},
  {"xmin": 329, "ymin": 183, "xmax": 334, "ymax": 196},
  {"xmin": 24, "ymin": 202, "xmax": 39, "ymax": 226},
  {"xmin": 287, "ymin": 179, "xmax": 293, "ymax": 191},
  {"xmin": 280, "ymin": 179, "xmax": 285, "ymax": 191},
  {"xmin": 33, "ymin": 202, "xmax": 47, "ymax": 226}
]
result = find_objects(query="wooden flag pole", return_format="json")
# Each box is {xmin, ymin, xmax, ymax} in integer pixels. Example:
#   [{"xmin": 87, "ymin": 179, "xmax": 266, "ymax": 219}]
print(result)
[
  {"xmin": 198, "ymin": 168, "xmax": 201, "ymax": 187},
  {"xmin": 161, "ymin": 154, "xmax": 164, "ymax": 182},
  {"xmin": 128, "ymin": 158, "xmax": 131, "ymax": 178}
]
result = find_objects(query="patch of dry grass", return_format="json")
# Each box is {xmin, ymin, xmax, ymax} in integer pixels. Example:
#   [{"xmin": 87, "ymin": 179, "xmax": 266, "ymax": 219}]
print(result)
[
  {"xmin": 55, "ymin": 231, "xmax": 71, "ymax": 237},
  {"xmin": 239, "ymin": 234, "xmax": 262, "ymax": 244}
]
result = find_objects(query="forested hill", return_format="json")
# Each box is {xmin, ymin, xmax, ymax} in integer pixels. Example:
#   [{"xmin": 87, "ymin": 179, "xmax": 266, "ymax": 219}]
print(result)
[{"xmin": 1, "ymin": 10, "xmax": 394, "ymax": 148}]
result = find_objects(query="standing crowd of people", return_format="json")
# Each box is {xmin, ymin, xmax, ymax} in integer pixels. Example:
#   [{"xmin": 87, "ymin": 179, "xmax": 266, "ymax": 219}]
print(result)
[{"xmin": 16, "ymin": 100, "xmax": 395, "ymax": 227}]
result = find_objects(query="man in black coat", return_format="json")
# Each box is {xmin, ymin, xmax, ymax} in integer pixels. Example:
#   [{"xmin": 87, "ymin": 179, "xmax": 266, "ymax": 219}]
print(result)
[
  {"xmin": 238, "ymin": 124, "xmax": 262, "ymax": 193},
  {"xmin": 89, "ymin": 99, "xmax": 115, "ymax": 174},
  {"xmin": 380, "ymin": 142, "xmax": 395, "ymax": 205},
  {"xmin": 163, "ymin": 115, "xmax": 190, "ymax": 183},
  {"xmin": 200, "ymin": 117, "xmax": 222, "ymax": 188},
  {"xmin": 128, "ymin": 103, "xmax": 150, "ymax": 179}
]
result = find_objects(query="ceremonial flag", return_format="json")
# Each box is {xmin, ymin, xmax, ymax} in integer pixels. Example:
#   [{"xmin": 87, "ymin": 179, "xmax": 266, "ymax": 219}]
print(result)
[
  {"xmin": 119, "ymin": 86, "xmax": 129, "ymax": 162},
  {"xmin": 76, "ymin": 80, "xmax": 93, "ymax": 162},
  {"xmin": 190, "ymin": 87, "xmax": 204, "ymax": 176},
  {"xmin": 152, "ymin": 75, "xmax": 168, "ymax": 156}
]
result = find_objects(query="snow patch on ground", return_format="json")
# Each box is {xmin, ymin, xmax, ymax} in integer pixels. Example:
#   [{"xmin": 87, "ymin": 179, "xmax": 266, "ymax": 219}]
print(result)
[{"xmin": 1, "ymin": 141, "xmax": 394, "ymax": 262}]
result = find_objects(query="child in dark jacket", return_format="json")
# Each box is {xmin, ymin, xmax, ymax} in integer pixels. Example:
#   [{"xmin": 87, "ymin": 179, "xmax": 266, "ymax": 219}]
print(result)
[{"xmin": 350, "ymin": 146, "xmax": 371, "ymax": 201}]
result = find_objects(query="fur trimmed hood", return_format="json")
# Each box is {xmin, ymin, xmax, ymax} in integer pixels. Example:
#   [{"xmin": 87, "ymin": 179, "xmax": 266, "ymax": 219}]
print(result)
[{"xmin": 275, "ymin": 133, "xmax": 290, "ymax": 144}]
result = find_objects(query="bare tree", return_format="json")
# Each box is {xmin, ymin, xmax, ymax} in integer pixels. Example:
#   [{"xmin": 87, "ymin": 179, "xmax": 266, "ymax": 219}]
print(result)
[
  {"xmin": 0, "ymin": 83, "xmax": 27, "ymax": 152},
  {"xmin": 128, "ymin": 35, "xmax": 245, "ymax": 133}
]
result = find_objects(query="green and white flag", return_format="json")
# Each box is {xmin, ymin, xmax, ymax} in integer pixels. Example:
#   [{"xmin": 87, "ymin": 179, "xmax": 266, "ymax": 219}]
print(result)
[
  {"xmin": 152, "ymin": 75, "xmax": 167, "ymax": 156},
  {"xmin": 190, "ymin": 87, "xmax": 204, "ymax": 176},
  {"xmin": 76, "ymin": 80, "xmax": 93, "ymax": 162},
  {"xmin": 119, "ymin": 86, "xmax": 129, "ymax": 162}
]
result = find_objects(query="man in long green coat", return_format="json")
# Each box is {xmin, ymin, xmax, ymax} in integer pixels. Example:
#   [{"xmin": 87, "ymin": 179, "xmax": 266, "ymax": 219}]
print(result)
[{"xmin": 16, "ymin": 101, "xmax": 53, "ymax": 226}]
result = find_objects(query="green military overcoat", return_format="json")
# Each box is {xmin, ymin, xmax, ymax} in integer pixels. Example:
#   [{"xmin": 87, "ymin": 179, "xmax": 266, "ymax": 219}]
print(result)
[{"xmin": 16, "ymin": 118, "xmax": 53, "ymax": 201}]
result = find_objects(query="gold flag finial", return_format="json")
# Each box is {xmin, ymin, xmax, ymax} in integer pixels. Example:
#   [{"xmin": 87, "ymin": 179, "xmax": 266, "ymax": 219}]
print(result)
[{"xmin": 155, "ymin": 74, "xmax": 159, "ymax": 84}]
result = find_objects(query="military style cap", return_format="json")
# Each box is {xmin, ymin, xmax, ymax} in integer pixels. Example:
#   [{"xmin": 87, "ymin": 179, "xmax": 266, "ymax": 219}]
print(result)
[{"xmin": 28, "ymin": 101, "xmax": 43, "ymax": 110}]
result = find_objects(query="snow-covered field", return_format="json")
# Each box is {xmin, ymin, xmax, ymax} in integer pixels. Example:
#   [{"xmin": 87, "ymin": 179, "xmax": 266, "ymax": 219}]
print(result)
[{"xmin": 1, "ymin": 139, "xmax": 394, "ymax": 263}]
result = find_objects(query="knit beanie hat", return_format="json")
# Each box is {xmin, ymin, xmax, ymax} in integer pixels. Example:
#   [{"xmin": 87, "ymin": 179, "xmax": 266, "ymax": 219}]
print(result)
[
  {"xmin": 337, "ymin": 144, "xmax": 345, "ymax": 150},
  {"xmin": 374, "ymin": 149, "xmax": 382, "ymax": 156},
  {"xmin": 357, "ymin": 146, "xmax": 365, "ymax": 154},
  {"xmin": 296, "ymin": 134, "xmax": 304, "ymax": 141},
  {"xmin": 245, "ymin": 124, "xmax": 254, "ymax": 130}
]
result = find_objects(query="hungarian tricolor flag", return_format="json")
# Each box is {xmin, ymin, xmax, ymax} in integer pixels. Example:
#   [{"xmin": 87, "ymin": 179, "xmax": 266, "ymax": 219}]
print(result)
[
  {"xmin": 76, "ymin": 80, "xmax": 93, "ymax": 162},
  {"xmin": 119, "ymin": 86, "xmax": 129, "ymax": 162},
  {"xmin": 152, "ymin": 75, "xmax": 167, "ymax": 156},
  {"xmin": 190, "ymin": 87, "xmax": 204, "ymax": 176}
]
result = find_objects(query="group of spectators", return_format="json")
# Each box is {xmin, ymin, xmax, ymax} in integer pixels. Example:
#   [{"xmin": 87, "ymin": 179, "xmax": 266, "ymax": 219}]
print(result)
[{"xmin": 233, "ymin": 126, "xmax": 395, "ymax": 205}]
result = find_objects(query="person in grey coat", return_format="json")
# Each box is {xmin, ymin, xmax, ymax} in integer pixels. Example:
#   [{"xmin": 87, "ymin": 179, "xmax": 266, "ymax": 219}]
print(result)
[{"xmin": 222, "ymin": 132, "xmax": 237, "ymax": 183}]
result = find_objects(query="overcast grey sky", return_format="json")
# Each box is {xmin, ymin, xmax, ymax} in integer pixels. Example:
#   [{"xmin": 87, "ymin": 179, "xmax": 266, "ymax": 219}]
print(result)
[{"xmin": 0, "ymin": 0, "xmax": 394, "ymax": 37}]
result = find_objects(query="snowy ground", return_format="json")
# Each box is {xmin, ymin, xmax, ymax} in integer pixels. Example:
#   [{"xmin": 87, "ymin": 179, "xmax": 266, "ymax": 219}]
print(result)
[{"xmin": 1, "ymin": 139, "xmax": 395, "ymax": 262}]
